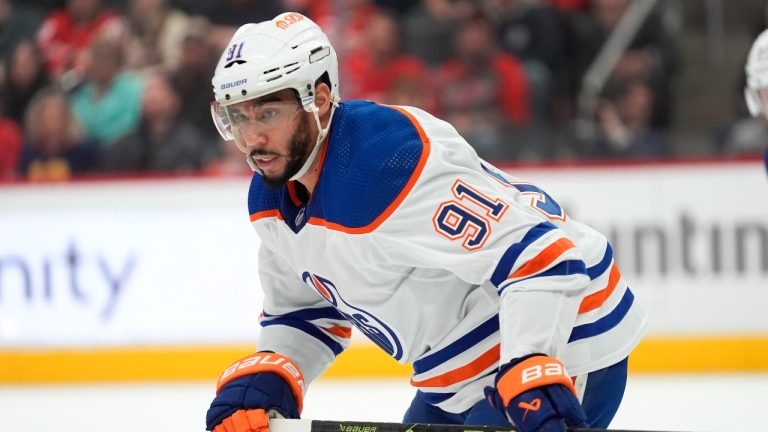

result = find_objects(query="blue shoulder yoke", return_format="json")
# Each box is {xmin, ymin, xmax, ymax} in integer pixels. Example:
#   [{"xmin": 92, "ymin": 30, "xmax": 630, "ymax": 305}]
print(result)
[{"xmin": 247, "ymin": 101, "xmax": 429, "ymax": 232}]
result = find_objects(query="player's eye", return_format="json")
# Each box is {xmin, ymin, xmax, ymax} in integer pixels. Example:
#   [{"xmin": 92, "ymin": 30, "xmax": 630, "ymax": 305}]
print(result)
[
  {"xmin": 259, "ymin": 108, "xmax": 281, "ymax": 122},
  {"xmin": 229, "ymin": 111, "xmax": 249, "ymax": 122}
]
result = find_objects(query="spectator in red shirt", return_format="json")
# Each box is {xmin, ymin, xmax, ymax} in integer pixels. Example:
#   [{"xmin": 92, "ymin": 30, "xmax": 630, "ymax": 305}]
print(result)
[
  {"xmin": 0, "ymin": 107, "xmax": 22, "ymax": 180},
  {"xmin": 343, "ymin": 9, "xmax": 433, "ymax": 112},
  {"xmin": 547, "ymin": 0, "xmax": 591, "ymax": 11},
  {"xmin": 36, "ymin": 0, "xmax": 124, "ymax": 85},
  {"xmin": 435, "ymin": 15, "xmax": 532, "ymax": 160}
]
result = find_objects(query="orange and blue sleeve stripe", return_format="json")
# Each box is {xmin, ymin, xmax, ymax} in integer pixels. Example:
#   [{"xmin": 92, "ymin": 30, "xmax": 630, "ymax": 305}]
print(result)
[
  {"xmin": 586, "ymin": 243, "xmax": 613, "ymax": 279},
  {"xmin": 261, "ymin": 307, "xmax": 350, "ymax": 356},
  {"xmin": 569, "ymin": 244, "xmax": 635, "ymax": 342},
  {"xmin": 569, "ymin": 289, "xmax": 634, "ymax": 342},
  {"xmin": 412, "ymin": 316, "xmax": 499, "ymax": 374},
  {"xmin": 410, "ymin": 316, "xmax": 500, "ymax": 402},
  {"xmin": 410, "ymin": 242, "xmax": 634, "ymax": 403},
  {"xmin": 491, "ymin": 222, "xmax": 587, "ymax": 295}
]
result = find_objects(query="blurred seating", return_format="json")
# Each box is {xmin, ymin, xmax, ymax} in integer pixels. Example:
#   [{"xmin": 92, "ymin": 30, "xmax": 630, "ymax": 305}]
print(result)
[
  {"xmin": 4, "ymin": 0, "xmax": 766, "ymax": 182},
  {"xmin": 36, "ymin": 0, "xmax": 126, "ymax": 89},
  {"xmin": 401, "ymin": 0, "xmax": 473, "ymax": 67},
  {"xmin": 342, "ymin": 9, "xmax": 434, "ymax": 112},
  {"xmin": 563, "ymin": 0, "xmax": 680, "ymax": 130},
  {"xmin": 167, "ymin": 18, "xmax": 220, "ymax": 142},
  {"xmin": 486, "ymin": 0, "xmax": 565, "ymax": 120},
  {"xmin": 588, "ymin": 76, "xmax": 670, "ymax": 158},
  {"xmin": 101, "ymin": 72, "xmax": 218, "ymax": 172},
  {"xmin": 434, "ymin": 14, "xmax": 533, "ymax": 160},
  {"xmin": 69, "ymin": 36, "xmax": 143, "ymax": 148},
  {"xmin": 123, "ymin": 0, "xmax": 190, "ymax": 73},
  {"xmin": 1, "ymin": 40, "xmax": 50, "ymax": 124},
  {"xmin": 19, "ymin": 87, "xmax": 98, "ymax": 181},
  {"xmin": 0, "ymin": 0, "xmax": 43, "ymax": 67},
  {"xmin": 0, "ymin": 113, "xmax": 22, "ymax": 180}
]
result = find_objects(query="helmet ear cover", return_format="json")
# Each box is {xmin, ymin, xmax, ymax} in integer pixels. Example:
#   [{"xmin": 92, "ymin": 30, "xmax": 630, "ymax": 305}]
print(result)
[
  {"xmin": 744, "ymin": 29, "xmax": 768, "ymax": 116},
  {"xmin": 745, "ymin": 87, "xmax": 763, "ymax": 117}
]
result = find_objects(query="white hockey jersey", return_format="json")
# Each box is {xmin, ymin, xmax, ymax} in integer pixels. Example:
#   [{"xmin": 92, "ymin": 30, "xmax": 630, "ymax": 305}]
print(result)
[{"xmin": 248, "ymin": 100, "xmax": 647, "ymax": 413}]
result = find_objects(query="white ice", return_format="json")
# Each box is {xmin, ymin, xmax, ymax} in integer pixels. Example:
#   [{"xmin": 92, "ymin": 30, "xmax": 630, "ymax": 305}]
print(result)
[{"xmin": 1, "ymin": 374, "xmax": 766, "ymax": 432}]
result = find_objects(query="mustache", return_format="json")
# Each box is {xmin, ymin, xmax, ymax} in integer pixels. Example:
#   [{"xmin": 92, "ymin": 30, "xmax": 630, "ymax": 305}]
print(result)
[{"xmin": 249, "ymin": 149, "xmax": 285, "ymax": 158}]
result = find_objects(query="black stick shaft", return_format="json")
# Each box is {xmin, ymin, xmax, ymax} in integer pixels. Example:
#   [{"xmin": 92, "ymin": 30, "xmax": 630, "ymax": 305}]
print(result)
[{"xmin": 304, "ymin": 419, "xmax": 668, "ymax": 432}]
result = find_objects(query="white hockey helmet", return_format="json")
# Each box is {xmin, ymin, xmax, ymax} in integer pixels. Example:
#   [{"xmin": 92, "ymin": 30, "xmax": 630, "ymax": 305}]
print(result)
[
  {"xmin": 210, "ymin": 12, "xmax": 340, "ymax": 173},
  {"xmin": 745, "ymin": 29, "xmax": 768, "ymax": 116}
]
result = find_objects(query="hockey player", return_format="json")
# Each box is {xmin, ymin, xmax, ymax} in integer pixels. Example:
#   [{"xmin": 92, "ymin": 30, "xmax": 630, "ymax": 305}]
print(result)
[
  {"xmin": 744, "ymin": 28, "xmax": 768, "ymax": 174},
  {"xmin": 205, "ymin": 12, "xmax": 647, "ymax": 432}
]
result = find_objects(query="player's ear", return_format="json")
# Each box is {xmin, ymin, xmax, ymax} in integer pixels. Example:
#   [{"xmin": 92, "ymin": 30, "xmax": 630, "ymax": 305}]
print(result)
[{"xmin": 314, "ymin": 82, "xmax": 332, "ymax": 119}]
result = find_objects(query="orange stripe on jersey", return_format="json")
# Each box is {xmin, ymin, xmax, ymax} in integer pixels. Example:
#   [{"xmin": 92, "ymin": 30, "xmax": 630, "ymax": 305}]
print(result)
[
  {"xmin": 250, "ymin": 209, "xmax": 282, "ymax": 222},
  {"xmin": 578, "ymin": 263, "xmax": 621, "ymax": 313},
  {"xmin": 510, "ymin": 237, "xmax": 575, "ymax": 279},
  {"xmin": 324, "ymin": 326, "xmax": 353, "ymax": 339},
  {"xmin": 410, "ymin": 344, "xmax": 499, "ymax": 388},
  {"xmin": 287, "ymin": 181, "xmax": 303, "ymax": 206},
  {"xmin": 307, "ymin": 105, "xmax": 431, "ymax": 234}
]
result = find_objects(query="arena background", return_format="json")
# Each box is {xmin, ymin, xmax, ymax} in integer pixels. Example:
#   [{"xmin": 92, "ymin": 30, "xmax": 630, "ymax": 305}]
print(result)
[{"xmin": 1, "ymin": 0, "xmax": 767, "ymax": 431}]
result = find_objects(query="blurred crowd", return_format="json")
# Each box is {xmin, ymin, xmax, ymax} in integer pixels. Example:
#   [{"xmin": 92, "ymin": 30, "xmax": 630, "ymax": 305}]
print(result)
[{"xmin": 0, "ymin": 0, "xmax": 756, "ymax": 182}]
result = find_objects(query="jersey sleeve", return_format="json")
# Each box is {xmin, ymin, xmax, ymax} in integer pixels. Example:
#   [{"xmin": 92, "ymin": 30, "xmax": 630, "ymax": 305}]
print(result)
[
  {"xmin": 255, "ymin": 243, "xmax": 352, "ymax": 387},
  {"xmin": 374, "ymin": 108, "xmax": 591, "ymax": 364}
]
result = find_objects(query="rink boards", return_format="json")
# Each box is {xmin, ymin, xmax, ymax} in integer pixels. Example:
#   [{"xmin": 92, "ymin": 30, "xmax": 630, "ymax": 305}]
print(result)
[{"xmin": 1, "ymin": 159, "xmax": 766, "ymax": 382}]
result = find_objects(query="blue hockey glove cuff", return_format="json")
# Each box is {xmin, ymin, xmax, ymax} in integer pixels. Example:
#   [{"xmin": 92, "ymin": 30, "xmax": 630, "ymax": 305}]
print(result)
[
  {"xmin": 206, "ymin": 353, "xmax": 304, "ymax": 431},
  {"xmin": 484, "ymin": 354, "xmax": 588, "ymax": 432}
]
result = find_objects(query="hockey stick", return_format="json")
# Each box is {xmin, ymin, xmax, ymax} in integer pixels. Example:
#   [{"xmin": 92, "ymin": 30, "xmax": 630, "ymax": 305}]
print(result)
[{"xmin": 270, "ymin": 418, "xmax": 665, "ymax": 432}]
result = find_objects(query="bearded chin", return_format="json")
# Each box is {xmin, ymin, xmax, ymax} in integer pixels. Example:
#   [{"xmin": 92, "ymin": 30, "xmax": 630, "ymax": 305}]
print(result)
[{"xmin": 261, "ymin": 114, "xmax": 312, "ymax": 190}]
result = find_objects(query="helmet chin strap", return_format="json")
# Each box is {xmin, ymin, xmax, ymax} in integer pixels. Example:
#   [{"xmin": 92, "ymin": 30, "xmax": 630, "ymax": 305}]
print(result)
[
  {"xmin": 246, "ymin": 152, "xmax": 263, "ymax": 173},
  {"xmin": 289, "ymin": 99, "xmax": 338, "ymax": 181}
]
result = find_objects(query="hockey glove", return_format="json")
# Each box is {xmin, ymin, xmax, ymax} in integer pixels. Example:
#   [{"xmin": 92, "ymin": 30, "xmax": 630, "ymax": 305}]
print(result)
[
  {"xmin": 484, "ymin": 354, "xmax": 588, "ymax": 432},
  {"xmin": 206, "ymin": 353, "xmax": 305, "ymax": 432}
]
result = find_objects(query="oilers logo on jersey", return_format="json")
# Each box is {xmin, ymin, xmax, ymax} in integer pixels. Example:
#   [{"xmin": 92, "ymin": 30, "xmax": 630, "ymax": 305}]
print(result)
[{"xmin": 302, "ymin": 272, "xmax": 405, "ymax": 361}]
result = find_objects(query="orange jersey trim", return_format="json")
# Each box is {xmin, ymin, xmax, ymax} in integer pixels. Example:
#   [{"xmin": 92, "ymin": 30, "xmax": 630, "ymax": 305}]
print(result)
[
  {"xmin": 510, "ymin": 237, "xmax": 575, "ymax": 279},
  {"xmin": 287, "ymin": 181, "xmax": 303, "ymax": 206},
  {"xmin": 410, "ymin": 344, "xmax": 500, "ymax": 388},
  {"xmin": 306, "ymin": 105, "xmax": 431, "ymax": 234},
  {"xmin": 578, "ymin": 263, "xmax": 621, "ymax": 313},
  {"xmin": 250, "ymin": 209, "xmax": 283, "ymax": 222},
  {"xmin": 324, "ymin": 326, "xmax": 353, "ymax": 339}
]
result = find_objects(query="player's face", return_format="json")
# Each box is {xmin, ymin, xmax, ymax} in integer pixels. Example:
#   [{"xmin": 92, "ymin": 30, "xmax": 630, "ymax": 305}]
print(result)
[
  {"xmin": 259, "ymin": 112, "xmax": 312, "ymax": 189},
  {"xmin": 227, "ymin": 90, "xmax": 313, "ymax": 188}
]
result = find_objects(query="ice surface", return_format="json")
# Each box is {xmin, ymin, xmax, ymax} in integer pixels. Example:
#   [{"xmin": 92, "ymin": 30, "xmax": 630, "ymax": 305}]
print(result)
[{"xmin": 1, "ymin": 374, "xmax": 766, "ymax": 432}]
